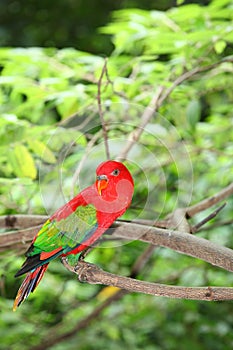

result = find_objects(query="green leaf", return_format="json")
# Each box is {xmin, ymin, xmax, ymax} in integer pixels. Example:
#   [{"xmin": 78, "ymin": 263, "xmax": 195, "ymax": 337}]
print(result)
[
  {"xmin": 176, "ymin": 0, "xmax": 185, "ymax": 5},
  {"xmin": 27, "ymin": 140, "xmax": 56, "ymax": 164},
  {"xmin": 8, "ymin": 144, "xmax": 37, "ymax": 179},
  {"xmin": 214, "ymin": 40, "xmax": 227, "ymax": 54},
  {"xmin": 0, "ymin": 115, "xmax": 28, "ymax": 145}
]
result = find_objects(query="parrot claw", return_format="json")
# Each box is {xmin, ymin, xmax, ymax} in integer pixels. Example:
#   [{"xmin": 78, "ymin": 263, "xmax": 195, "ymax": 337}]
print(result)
[
  {"xmin": 61, "ymin": 257, "xmax": 68, "ymax": 265},
  {"xmin": 60, "ymin": 257, "xmax": 74, "ymax": 274},
  {"xmin": 78, "ymin": 247, "xmax": 93, "ymax": 261},
  {"xmin": 74, "ymin": 261, "xmax": 98, "ymax": 282}
]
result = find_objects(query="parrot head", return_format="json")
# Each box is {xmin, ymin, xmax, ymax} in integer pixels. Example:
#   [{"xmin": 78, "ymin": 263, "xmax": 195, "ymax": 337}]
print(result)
[{"xmin": 95, "ymin": 160, "xmax": 134, "ymax": 204}]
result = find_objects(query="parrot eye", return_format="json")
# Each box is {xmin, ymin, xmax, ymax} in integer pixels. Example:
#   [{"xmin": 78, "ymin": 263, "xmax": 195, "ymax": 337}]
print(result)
[{"xmin": 111, "ymin": 169, "xmax": 120, "ymax": 176}]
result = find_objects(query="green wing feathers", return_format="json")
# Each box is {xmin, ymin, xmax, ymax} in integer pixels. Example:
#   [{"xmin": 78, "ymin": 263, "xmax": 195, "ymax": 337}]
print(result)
[
  {"xmin": 14, "ymin": 204, "xmax": 98, "ymax": 278},
  {"xmin": 29, "ymin": 204, "xmax": 97, "ymax": 255},
  {"xmin": 13, "ymin": 204, "xmax": 98, "ymax": 309}
]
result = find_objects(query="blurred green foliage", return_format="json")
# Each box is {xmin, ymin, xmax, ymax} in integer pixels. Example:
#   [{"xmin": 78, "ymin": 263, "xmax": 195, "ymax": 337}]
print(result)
[
  {"xmin": 0, "ymin": 0, "xmax": 208, "ymax": 53},
  {"xmin": 0, "ymin": 0, "xmax": 233, "ymax": 349}
]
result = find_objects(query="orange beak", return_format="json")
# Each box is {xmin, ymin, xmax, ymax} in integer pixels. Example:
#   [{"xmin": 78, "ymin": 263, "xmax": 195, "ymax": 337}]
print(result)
[{"xmin": 96, "ymin": 175, "xmax": 108, "ymax": 195}]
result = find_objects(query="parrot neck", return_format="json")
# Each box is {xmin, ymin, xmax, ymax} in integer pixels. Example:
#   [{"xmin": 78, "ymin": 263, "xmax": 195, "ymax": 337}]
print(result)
[
  {"xmin": 99, "ymin": 180, "xmax": 134, "ymax": 208},
  {"xmin": 101, "ymin": 186, "xmax": 118, "ymax": 201},
  {"xmin": 81, "ymin": 182, "xmax": 133, "ymax": 215}
]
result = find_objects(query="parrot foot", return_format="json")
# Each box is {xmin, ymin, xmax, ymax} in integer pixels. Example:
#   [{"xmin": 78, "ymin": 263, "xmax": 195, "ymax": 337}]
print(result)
[
  {"xmin": 74, "ymin": 260, "xmax": 100, "ymax": 283},
  {"xmin": 61, "ymin": 257, "xmax": 74, "ymax": 273}
]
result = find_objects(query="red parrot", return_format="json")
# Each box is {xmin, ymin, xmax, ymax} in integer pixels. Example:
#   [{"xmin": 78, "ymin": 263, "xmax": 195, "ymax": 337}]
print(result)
[{"xmin": 13, "ymin": 160, "xmax": 134, "ymax": 310}]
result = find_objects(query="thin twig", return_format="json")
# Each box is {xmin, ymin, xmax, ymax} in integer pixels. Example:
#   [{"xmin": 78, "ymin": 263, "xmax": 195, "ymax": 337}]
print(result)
[
  {"xmin": 199, "ymin": 219, "xmax": 233, "ymax": 232},
  {"xmin": 104, "ymin": 63, "xmax": 127, "ymax": 99},
  {"xmin": 191, "ymin": 202, "xmax": 227, "ymax": 233},
  {"xmin": 158, "ymin": 57, "xmax": 233, "ymax": 106},
  {"xmin": 186, "ymin": 183, "xmax": 233, "ymax": 217},
  {"xmin": 97, "ymin": 58, "xmax": 110, "ymax": 160}
]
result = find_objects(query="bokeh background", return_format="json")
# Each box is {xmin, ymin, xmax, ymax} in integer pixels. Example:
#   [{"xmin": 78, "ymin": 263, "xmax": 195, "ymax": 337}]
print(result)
[{"xmin": 0, "ymin": 0, "xmax": 233, "ymax": 349}]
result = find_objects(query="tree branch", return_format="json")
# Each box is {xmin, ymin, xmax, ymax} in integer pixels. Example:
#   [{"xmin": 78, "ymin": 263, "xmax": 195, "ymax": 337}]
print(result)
[
  {"xmin": 109, "ymin": 221, "xmax": 233, "ymax": 272},
  {"xmin": 31, "ymin": 239, "xmax": 158, "ymax": 350},
  {"xmin": 116, "ymin": 58, "xmax": 233, "ymax": 162},
  {"xmin": 2, "ymin": 219, "xmax": 233, "ymax": 272},
  {"xmin": 0, "ymin": 214, "xmax": 46, "ymax": 229},
  {"xmin": 63, "ymin": 260, "xmax": 233, "ymax": 301},
  {"xmin": 186, "ymin": 182, "xmax": 233, "ymax": 217},
  {"xmin": 166, "ymin": 208, "xmax": 191, "ymax": 232},
  {"xmin": 0, "ymin": 225, "xmax": 42, "ymax": 252},
  {"xmin": 157, "ymin": 56, "xmax": 233, "ymax": 106},
  {"xmin": 116, "ymin": 85, "xmax": 165, "ymax": 161},
  {"xmin": 1, "ymin": 204, "xmax": 233, "ymax": 273}
]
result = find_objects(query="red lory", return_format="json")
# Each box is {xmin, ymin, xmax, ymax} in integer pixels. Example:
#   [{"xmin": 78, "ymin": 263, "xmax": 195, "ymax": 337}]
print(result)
[{"xmin": 13, "ymin": 160, "xmax": 134, "ymax": 310}]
